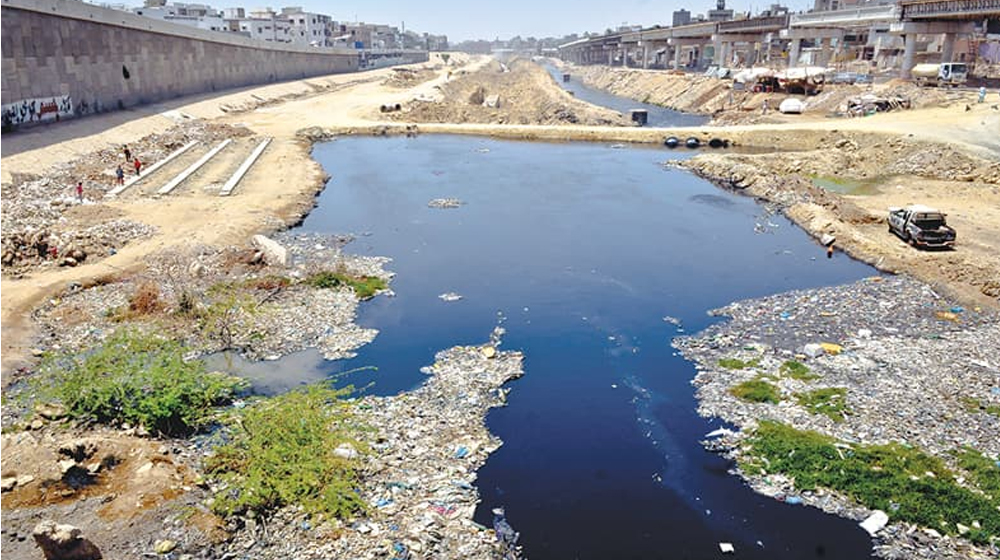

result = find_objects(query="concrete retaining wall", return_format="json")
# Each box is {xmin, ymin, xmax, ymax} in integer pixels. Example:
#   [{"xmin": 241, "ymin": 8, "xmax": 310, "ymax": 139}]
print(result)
[{"xmin": 0, "ymin": 0, "xmax": 423, "ymax": 128}]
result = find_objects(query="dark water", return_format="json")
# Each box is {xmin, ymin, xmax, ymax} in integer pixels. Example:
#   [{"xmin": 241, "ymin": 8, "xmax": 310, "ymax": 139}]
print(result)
[
  {"xmin": 277, "ymin": 135, "xmax": 878, "ymax": 559},
  {"xmin": 541, "ymin": 63, "xmax": 708, "ymax": 128}
]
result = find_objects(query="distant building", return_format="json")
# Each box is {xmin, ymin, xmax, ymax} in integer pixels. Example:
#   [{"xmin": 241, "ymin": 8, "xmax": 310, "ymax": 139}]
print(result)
[
  {"xmin": 281, "ymin": 7, "xmax": 332, "ymax": 46},
  {"xmin": 133, "ymin": 1, "xmax": 226, "ymax": 31},
  {"xmin": 672, "ymin": 9, "xmax": 691, "ymax": 27},
  {"xmin": 707, "ymin": 0, "xmax": 734, "ymax": 21}
]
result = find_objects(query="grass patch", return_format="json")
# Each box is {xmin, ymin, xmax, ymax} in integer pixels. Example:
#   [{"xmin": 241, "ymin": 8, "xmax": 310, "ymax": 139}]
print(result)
[
  {"xmin": 730, "ymin": 378, "xmax": 781, "ymax": 404},
  {"xmin": 205, "ymin": 383, "xmax": 366, "ymax": 519},
  {"xmin": 31, "ymin": 330, "xmax": 244, "ymax": 436},
  {"xmin": 795, "ymin": 387, "xmax": 849, "ymax": 422},
  {"xmin": 780, "ymin": 360, "xmax": 819, "ymax": 381},
  {"xmin": 743, "ymin": 421, "xmax": 1000, "ymax": 544},
  {"xmin": 961, "ymin": 396, "xmax": 1000, "ymax": 417},
  {"xmin": 718, "ymin": 357, "xmax": 760, "ymax": 370},
  {"xmin": 306, "ymin": 271, "xmax": 387, "ymax": 300}
]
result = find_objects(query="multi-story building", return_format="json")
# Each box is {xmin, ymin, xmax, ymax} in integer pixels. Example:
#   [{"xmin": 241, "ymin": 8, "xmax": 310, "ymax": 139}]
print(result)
[
  {"xmin": 226, "ymin": 7, "xmax": 293, "ymax": 43},
  {"xmin": 133, "ymin": 1, "xmax": 226, "ymax": 32},
  {"xmin": 281, "ymin": 7, "xmax": 332, "ymax": 46}
]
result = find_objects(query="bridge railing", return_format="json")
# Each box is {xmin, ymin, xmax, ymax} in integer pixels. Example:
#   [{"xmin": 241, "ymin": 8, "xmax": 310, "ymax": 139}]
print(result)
[
  {"xmin": 790, "ymin": 4, "xmax": 900, "ymax": 26},
  {"xmin": 718, "ymin": 14, "xmax": 790, "ymax": 33},
  {"xmin": 900, "ymin": 0, "xmax": 1000, "ymax": 18}
]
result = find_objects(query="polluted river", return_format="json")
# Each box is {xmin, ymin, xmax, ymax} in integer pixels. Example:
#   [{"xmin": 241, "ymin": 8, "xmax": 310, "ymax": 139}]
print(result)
[{"xmin": 214, "ymin": 132, "xmax": 887, "ymax": 559}]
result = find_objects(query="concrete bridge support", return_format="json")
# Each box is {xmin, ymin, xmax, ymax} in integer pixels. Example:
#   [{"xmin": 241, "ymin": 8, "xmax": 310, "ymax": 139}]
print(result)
[
  {"xmin": 901, "ymin": 34, "xmax": 917, "ymax": 78},
  {"xmin": 789, "ymin": 38, "xmax": 802, "ymax": 68},
  {"xmin": 940, "ymin": 33, "xmax": 955, "ymax": 63}
]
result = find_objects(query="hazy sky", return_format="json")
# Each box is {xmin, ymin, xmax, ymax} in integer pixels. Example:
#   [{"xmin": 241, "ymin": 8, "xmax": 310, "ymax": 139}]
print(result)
[{"xmin": 125, "ymin": 0, "xmax": 817, "ymax": 41}]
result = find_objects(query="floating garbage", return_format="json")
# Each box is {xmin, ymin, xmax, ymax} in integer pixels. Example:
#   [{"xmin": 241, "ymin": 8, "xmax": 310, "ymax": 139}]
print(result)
[
  {"xmin": 859, "ymin": 510, "xmax": 889, "ymax": 536},
  {"xmin": 719, "ymin": 542, "xmax": 735, "ymax": 554},
  {"xmin": 439, "ymin": 292, "xmax": 463, "ymax": 302},
  {"xmin": 428, "ymin": 198, "xmax": 464, "ymax": 209}
]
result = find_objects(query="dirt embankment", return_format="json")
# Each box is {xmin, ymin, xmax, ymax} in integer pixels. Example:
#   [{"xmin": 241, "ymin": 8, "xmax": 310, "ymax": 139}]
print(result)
[
  {"xmin": 384, "ymin": 58, "xmax": 628, "ymax": 126},
  {"xmin": 681, "ymin": 129, "xmax": 1000, "ymax": 306},
  {"xmin": 558, "ymin": 60, "xmax": 970, "ymax": 125}
]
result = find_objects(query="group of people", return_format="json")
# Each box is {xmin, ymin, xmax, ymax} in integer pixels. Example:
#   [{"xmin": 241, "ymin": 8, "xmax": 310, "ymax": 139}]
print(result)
[
  {"xmin": 115, "ymin": 144, "xmax": 142, "ymax": 186},
  {"xmin": 76, "ymin": 144, "xmax": 143, "ymax": 203}
]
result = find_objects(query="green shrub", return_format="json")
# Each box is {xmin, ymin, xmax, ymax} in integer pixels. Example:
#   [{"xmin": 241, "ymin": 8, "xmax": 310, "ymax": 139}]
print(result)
[
  {"xmin": 306, "ymin": 271, "xmax": 387, "ymax": 300},
  {"xmin": 960, "ymin": 397, "xmax": 1000, "ymax": 417},
  {"xmin": 780, "ymin": 360, "xmax": 818, "ymax": 380},
  {"xmin": 795, "ymin": 387, "xmax": 849, "ymax": 422},
  {"xmin": 205, "ymin": 384, "xmax": 366, "ymax": 519},
  {"xmin": 730, "ymin": 378, "xmax": 781, "ymax": 404},
  {"xmin": 34, "ymin": 330, "xmax": 244, "ymax": 436},
  {"xmin": 743, "ymin": 421, "xmax": 1000, "ymax": 544},
  {"xmin": 718, "ymin": 357, "xmax": 760, "ymax": 370}
]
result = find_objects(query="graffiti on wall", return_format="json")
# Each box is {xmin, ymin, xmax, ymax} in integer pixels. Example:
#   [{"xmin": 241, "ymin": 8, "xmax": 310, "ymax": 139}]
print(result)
[{"xmin": 2, "ymin": 95, "xmax": 74, "ymax": 127}]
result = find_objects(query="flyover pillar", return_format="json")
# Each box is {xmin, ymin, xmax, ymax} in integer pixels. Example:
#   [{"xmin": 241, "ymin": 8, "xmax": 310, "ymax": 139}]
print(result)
[
  {"xmin": 788, "ymin": 38, "xmax": 801, "ymax": 68},
  {"xmin": 940, "ymin": 33, "xmax": 955, "ymax": 63},
  {"xmin": 642, "ymin": 45, "xmax": 649, "ymax": 69},
  {"xmin": 608, "ymin": 48, "xmax": 614, "ymax": 66},
  {"xmin": 901, "ymin": 34, "xmax": 917, "ymax": 78},
  {"xmin": 674, "ymin": 45, "xmax": 682, "ymax": 69}
]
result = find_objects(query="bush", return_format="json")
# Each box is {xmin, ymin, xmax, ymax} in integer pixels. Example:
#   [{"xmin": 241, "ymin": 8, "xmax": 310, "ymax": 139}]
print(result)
[
  {"xmin": 306, "ymin": 271, "xmax": 387, "ymax": 300},
  {"xmin": 205, "ymin": 384, "xmax": 366, "ymax": 519},
  {"xmin": 780, "ymin": 360, "xmax": 818, "ymax": 380},
  {"xmin": 730, "ymin": 378, "xmax": 781, "ymax": 404},
  {"xmin": 34, "ymin": 330, "xmax": 244, "ymax": 436},
  {"xmin": 743, "ymin": 421, "xmax": 1000, "ymax": 544},
  {"xmin": 795, "ymin": 387, "xmax": 849, "ymax": 422},
  {"xmin": 718, "ymin": 357, "xmax": 760, "ymax": 370}
]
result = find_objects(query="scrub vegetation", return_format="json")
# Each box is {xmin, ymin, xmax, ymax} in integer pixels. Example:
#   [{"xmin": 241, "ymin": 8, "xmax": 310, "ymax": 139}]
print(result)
[
  {"xmin": 730, "ymin": 378, "xmax": 781, "ymax": 404},
  {"xmin": 30, "ymin": 330, "xmax": 244, "ymax": 436},
  {"xmin": 779, "ymin": 360, "xmax": 819, "ymax": 381},
  {"xmin": 306, "ymin": 271, "xmax": 388, "ymax": 300},
  {"xmin": 717, "ymin": 357, "xmax": 760, "ymax": 370},
  {"xmin": 743, "ymin": 421, "xmax": 1000, "ymax": 544},
  {"xmin": 795, "ymin": 387, "xmax": 849, "ymax": 422},
  {"xmin": 205, "ymin": 383, "xmax": 367, "ymax": 519}
]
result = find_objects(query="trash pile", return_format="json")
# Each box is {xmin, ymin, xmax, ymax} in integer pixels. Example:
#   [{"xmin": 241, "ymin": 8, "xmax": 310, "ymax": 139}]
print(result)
[
  {"xmin": 0, "ymin": 122, "xmax": 249, "ymax": 275},
  {"xmin": 30, "ymin": 235, "xmax": 393, "ymax": 360},
  {"xmin": 428, "ymin": 198, "xmax": 464, "ymax": 209},
  {"xmin": 677, "ymin": 274, "xmax": 1000, "ymax": 559},
  {"xmin": 221, "ymin": 330, "xmax": 527, "ymax": 560},
  {"xmin": 844, "ymin": 93, "xmax": 911, "ymax": 117},
  {"xmin": 2, "ymin": 220, "xmax": 156, "ymax": 273}
]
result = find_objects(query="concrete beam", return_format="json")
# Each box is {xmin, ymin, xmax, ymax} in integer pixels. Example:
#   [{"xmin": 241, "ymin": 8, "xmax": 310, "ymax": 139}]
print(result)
[
  {"xmin": 889, "ymin": 21, "xmax": 976, "ymax": 35},
  {"xmin": 106, "ymin": 140, "xmax": 198, "ymax": 197},
  {"xmin": 157, "ymin": 139, "xmax": 231, "ymax": 195},
  {"xmin": 220, "ymin": 138, "xmax": 270, "ymax": 197}
]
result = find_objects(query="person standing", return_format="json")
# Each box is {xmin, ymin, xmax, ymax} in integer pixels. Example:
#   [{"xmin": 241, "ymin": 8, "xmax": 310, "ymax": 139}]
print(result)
[
  {"xmin": 115, "ymin": 165, "xmax": 125, "ymax": 185},
  {"xmin": 133, "ymin": 157, "xmax": 142, "ymax": 176},
  {"xmin": 75, "ymin": 181, "xmax": 83, "ymax": 203},
  {"xmin": 123, "ymin": 145, "xmax": 132, "ymax": 162}
]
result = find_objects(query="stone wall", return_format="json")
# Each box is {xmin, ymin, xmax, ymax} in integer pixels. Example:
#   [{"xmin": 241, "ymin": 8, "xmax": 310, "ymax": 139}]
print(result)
[{"xmin": 1, "ymin": 0, "xmax": 423, "ymax": 128}]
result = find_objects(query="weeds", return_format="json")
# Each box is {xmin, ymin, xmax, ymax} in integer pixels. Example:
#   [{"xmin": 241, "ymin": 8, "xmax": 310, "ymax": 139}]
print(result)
[
  {"xmin": 718, "ymin": 357, "xmax": 760, "ymax": 370},
  {"xmin": 730, "ymin": 378, "xmax": 781, "ymax": 404},
  {"xmin": 205, "ymin": 383, "xmax": 366, "ymax": 519},
  {"xmin": 795, "ymin": 387, "xmax": 849, "ymax": 422},
  {"xmin": 32, "ymin": 330, "xmax": 244, "ymax": 436},
  {"xmin": 743, "ymin": 421, "xmax": 1000, "ymax": 544},
  {"xmin": 961, "ymin": 397, "xmax": 1000, "ymax": 418},
  {"xmin": 780, "ymin": 360, "xmax": 819, "ymax": 381},
  {"xmin": 306, "ymin": 271, "xmax": 387, "ymax": 300}
]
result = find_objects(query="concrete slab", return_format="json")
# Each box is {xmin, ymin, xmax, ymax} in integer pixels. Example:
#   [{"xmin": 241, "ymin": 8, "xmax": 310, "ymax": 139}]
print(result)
[
  {"xmin": 106, "ymin": 140, "xmax": 198, "ymax": 197},
  {"xmin": 156, "ymin": 138, "xmax": 231, "ymax": 196},
  {"xmin": 219, "ymin": 137, "xmax": 270, "ymax": 197}
]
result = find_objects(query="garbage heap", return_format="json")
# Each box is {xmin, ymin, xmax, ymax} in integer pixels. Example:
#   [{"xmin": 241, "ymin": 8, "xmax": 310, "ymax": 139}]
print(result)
[{"xmin": 303, "ymin": 329, "xmax": 525, "ymax": 559}]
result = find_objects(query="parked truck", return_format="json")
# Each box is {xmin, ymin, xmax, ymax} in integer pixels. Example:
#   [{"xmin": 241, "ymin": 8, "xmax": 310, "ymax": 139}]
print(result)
[
  {"xmin": 910, "ymin": 62, "xmax": 968, "ymax": 87},
  {"xmin": 888, "ymin": 205, "xmax": 956, "ymax": 248}
]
